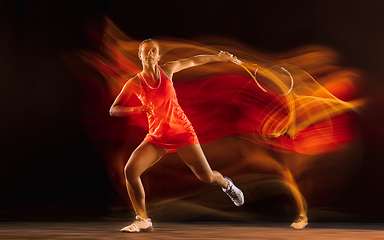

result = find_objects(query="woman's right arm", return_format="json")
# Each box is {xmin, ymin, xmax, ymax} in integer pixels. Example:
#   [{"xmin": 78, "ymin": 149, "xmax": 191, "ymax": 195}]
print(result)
[{"xmin": 109, "ymin": 77, "xmax": 154, "ymax": 117}]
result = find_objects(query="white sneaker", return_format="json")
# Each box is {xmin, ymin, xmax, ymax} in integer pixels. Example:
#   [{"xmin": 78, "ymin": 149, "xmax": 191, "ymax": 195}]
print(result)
[
  {"xmin": 290, "ymin": 215, "xmax": 308, "ymax": 229},
  {"xmin": 120, "ymin": 215, "xmax": 153, "ymax": 233},
  {"xmin": 222, "ymin": 177, "xmax": 244, "ymax": 206}
]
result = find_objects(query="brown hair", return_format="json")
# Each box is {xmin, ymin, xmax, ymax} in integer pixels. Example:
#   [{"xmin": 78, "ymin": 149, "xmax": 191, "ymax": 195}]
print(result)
[{"xmin": 138, "ymin": 38, "xmax": 160, "ymax": 54}]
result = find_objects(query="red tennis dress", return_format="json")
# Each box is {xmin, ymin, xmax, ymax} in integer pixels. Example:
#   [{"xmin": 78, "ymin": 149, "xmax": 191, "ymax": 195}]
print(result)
[{"xmin": 137, "ymin": 67, "xmax": 199, "ymax": 149}]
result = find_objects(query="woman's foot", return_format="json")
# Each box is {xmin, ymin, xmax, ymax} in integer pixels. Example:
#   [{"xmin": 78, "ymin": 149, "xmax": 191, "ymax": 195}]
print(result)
[
  {"xmin": 120, "ymin": 215, "xmax": 153, "ymax": 233},
  {"xmin": 290, "ymin": 215, "xmax": 308, "ymax": 229},
  {"xmin": 222, "ymin": 177, "xmax": 244, "ymax": 206}
]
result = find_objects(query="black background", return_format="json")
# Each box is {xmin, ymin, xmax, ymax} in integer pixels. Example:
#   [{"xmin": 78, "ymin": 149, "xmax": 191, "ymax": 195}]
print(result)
[{"xmin": 1, "ymin": 0, "xmax": 384, "ymax": 221}]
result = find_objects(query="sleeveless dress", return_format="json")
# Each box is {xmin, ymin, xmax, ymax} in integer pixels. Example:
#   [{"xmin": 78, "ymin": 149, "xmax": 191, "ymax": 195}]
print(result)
[{"xmin": 136, "ymin": 67, "xmax": 199, "ymax": 149}]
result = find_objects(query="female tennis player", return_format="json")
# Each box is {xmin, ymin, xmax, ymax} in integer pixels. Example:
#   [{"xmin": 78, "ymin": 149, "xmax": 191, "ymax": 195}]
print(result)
[{"xmin": 110, "ymin": 39, "xmax": 244, "ymax": 233}]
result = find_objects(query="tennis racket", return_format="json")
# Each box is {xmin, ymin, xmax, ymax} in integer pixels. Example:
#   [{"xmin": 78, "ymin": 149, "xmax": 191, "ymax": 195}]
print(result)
[{"xmin": 231, "ymin": 58, "xmax": 294, "ymax": 96}]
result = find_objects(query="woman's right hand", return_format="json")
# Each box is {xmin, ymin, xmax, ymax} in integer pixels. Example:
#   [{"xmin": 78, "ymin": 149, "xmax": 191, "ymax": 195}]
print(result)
[{"xmin": 136, "ymin": 103, "xmax": 154, "ymax": 115}]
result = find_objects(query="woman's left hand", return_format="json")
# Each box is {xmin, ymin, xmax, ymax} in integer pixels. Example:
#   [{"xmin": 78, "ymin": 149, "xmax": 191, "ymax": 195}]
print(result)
[{"xmin": 218, "ymin": 50, "xmax": 237, "ymax": 62}]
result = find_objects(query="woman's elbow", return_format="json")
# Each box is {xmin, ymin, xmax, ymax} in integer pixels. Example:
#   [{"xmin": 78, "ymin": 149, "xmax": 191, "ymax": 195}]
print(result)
[{"xmin": 109, "ymin": 107, "xmax": 116, "ymax": 117}]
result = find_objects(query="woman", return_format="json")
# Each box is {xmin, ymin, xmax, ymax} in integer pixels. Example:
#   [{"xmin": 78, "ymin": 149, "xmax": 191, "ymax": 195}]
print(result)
[{"xmin": 110, "ymin": 39, "xmax": 244, "ymax": 233}]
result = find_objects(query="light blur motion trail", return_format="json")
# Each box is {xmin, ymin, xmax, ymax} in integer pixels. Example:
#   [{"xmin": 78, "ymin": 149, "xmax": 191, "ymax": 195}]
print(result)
[
  {"xmin": 2, "ymin": 0, "xmax": 384, "ymax": 224},
  {"xmin": 64, "ymin": 16, "xmax": 368, "ymax": 223}
]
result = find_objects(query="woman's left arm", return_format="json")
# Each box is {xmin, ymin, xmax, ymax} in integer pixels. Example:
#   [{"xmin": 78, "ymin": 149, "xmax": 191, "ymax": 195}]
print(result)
[{"xmin": 162, "ymin": 51, "xmax": 237, "ymax": 75}]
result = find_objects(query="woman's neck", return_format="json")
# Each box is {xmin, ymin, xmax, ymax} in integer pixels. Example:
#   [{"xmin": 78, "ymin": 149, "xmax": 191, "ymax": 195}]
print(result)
[{"xmin": 142, "ymin": 64, "xmax": 159, "ymax": 79}]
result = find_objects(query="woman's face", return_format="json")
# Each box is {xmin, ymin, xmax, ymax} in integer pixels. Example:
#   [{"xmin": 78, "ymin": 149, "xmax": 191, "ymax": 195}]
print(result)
[{"xmin": 139, "ymin": 41, "xmax": 161, "ymax": 65}]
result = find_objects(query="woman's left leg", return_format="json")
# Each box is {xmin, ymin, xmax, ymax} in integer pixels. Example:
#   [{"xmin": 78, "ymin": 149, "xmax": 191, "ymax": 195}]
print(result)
[
  {"xmin": 177, "ymin": 144, "xmax": 244, "ymax": 207},
  {"xmin": 177, "ymin": 144, "xmax": 228, "ymax": 188}
]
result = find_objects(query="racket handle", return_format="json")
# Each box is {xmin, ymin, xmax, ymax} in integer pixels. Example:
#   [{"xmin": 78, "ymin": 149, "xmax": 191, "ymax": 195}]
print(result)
[{"xmin": 231, "ymin": 58, "xmax": 243, "ymax": 65}]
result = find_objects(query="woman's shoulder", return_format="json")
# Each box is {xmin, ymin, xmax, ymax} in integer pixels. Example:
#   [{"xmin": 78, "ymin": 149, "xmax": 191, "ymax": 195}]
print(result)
[
  {"xmin": 159, "ymin": 65, "xmax": 173, "ymax": 80},
  {"xmin": 122, "ymin": 74, "xmax": 142, "ymax": 92},
  {"xmin": 128, "ymin": 74, "xmax": 141, "ymax": 85}
]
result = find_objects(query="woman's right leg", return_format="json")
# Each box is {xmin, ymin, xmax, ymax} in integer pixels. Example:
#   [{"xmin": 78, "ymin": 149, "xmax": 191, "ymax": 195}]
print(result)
[{"xmin": 124, "ymin": 141, "xmax": 167, "ymax": 219}]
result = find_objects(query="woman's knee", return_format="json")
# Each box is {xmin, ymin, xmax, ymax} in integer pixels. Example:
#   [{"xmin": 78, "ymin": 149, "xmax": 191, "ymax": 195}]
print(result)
[
  {"xmin": 196, "ymin": 172, "xmax": 215, "ymax": 184},
  {"xmin": 123, "ymin": 148, "xmax": 147, "ymax": 179},
  {"xmin": 124, "ymin": 161, "xmax": 141, "ymax": 183}
]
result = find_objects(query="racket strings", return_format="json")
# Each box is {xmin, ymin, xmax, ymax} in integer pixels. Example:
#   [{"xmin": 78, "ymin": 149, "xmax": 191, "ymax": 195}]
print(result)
[
  {"xmin": 255, "ymin": 65, "xmax": 293, "ymax": 95},
  {"xmin": 234, "ymin": 60, "xmax": 296, "ymax": 138},
  {"xmin": 239, "ymin": 64, "xmax": 267, "ymax": 92}
]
